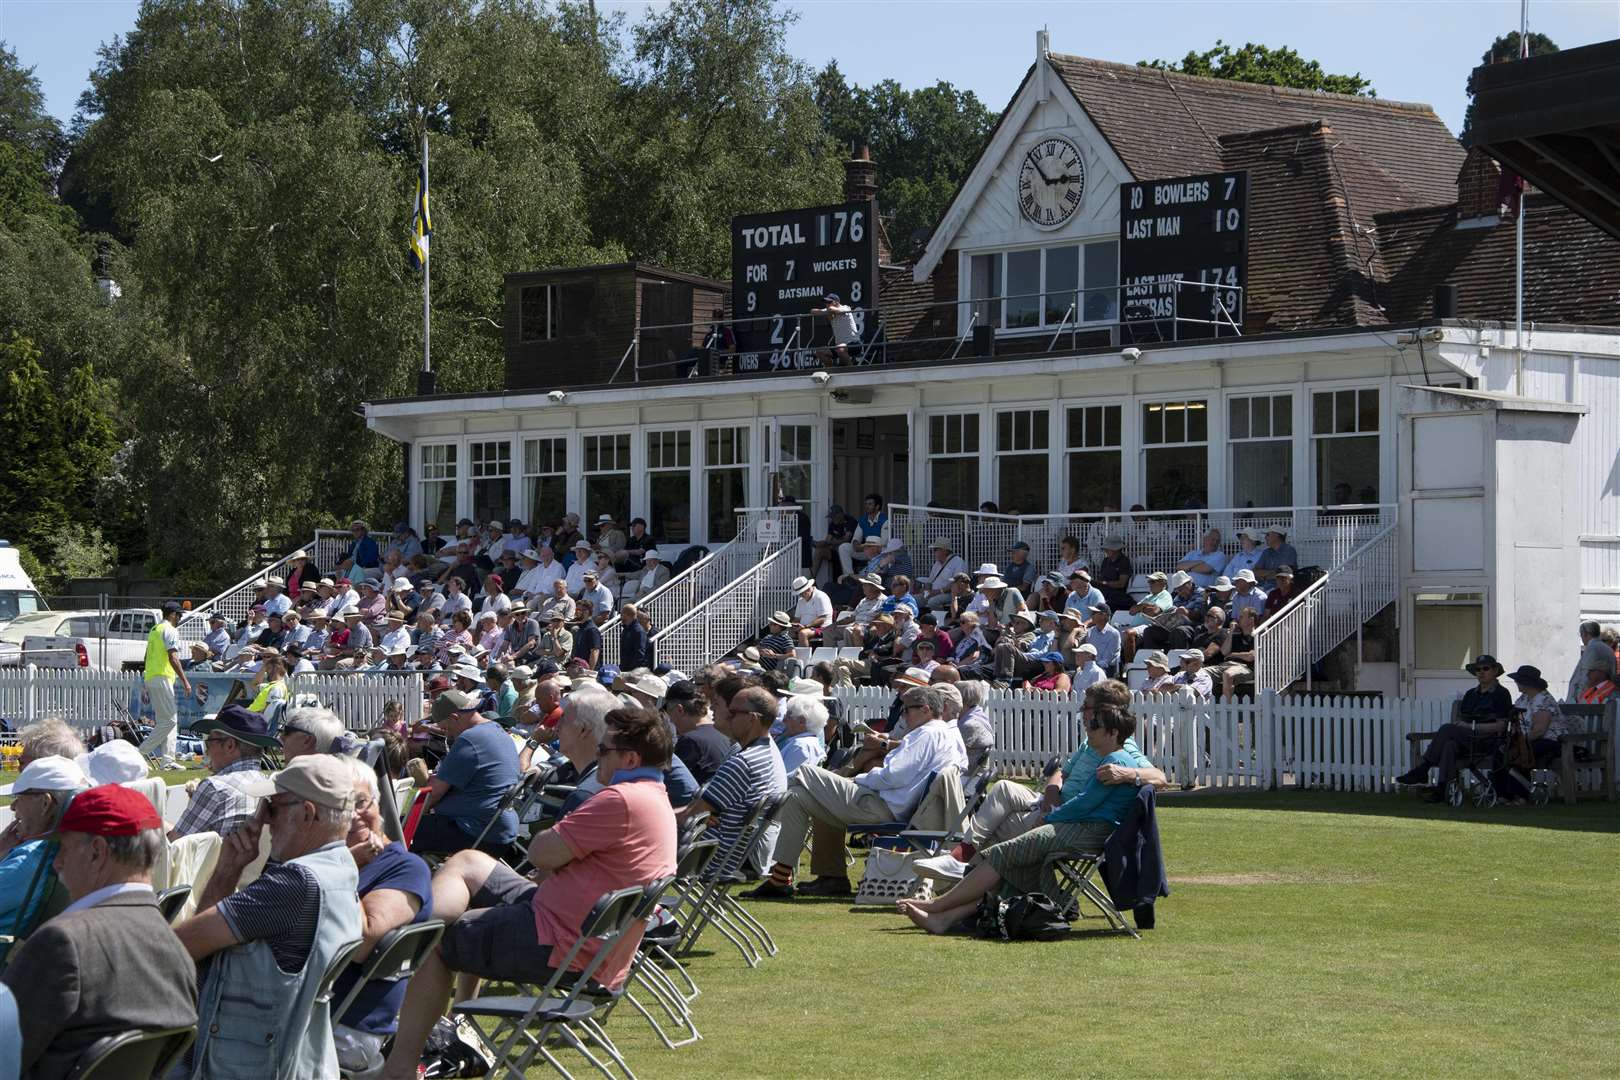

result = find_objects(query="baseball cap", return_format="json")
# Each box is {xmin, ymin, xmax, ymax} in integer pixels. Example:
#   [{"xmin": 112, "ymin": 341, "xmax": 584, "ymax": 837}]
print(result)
[
  {"xmin": 239, "ymin": 755, "xmax": 357, "ymax": 812},
  {"xmin": 13, "ymin": 756, "xmax": 91, "ymax": 795},
  {"xmin": 52, "ymin": 784, "xmax": 162, "ymax": 838}
]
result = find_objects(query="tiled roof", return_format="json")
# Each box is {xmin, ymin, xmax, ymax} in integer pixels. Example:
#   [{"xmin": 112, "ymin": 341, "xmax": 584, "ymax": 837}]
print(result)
[
  {"xmin": 1046, "ymin": 54, "xmax": 1466, "ymax": 206},
  {"xmin": 1375, "ymin": 194, "xmax": 1620, "ymax": 325}
]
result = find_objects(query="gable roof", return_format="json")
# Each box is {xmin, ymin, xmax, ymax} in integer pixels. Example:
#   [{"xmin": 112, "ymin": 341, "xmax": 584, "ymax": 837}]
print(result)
[{"xmin": 1045, "ymin": 54, "xmax": 1465, "ymax": 206}]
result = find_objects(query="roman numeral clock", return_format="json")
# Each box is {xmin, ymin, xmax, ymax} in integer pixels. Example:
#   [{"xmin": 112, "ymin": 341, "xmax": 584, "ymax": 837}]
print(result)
[{"xmin": 1017, "ymin": 136, "xmax": 1085, "ymax": 229}]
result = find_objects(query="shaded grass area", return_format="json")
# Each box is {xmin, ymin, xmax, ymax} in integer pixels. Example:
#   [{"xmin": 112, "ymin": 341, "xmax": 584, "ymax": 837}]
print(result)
[{"xmin": 516, "ymin": 792, "xmax": 1618, "ymax": 1079}]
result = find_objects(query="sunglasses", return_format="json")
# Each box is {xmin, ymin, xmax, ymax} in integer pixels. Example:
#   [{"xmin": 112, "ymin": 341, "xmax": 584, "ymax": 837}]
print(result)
[{"xmin": 259, "ymin": 795, "xmax": 304, "ymax": 819}]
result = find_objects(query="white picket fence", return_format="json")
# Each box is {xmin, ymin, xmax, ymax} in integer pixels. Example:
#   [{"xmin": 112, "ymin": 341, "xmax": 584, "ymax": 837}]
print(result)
[
  {"xmin": 830, "ymin": 686, "xmax": 1614, "ymax": 795},
  {"xmin": 0, "ymin": 666, "xmax": 421, "ymax": 734}
]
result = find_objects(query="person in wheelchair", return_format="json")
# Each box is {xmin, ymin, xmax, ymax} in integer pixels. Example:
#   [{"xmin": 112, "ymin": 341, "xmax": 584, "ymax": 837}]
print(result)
[{"xmin": 1396, "ymin": 655, "xmax": 1512, "ymax": 802}]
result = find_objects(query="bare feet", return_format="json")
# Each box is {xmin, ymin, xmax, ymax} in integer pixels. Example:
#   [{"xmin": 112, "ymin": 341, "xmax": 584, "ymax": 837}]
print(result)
[{"xmin": 902, "ymin": 903, "xmax": 955, "ymax": 935}]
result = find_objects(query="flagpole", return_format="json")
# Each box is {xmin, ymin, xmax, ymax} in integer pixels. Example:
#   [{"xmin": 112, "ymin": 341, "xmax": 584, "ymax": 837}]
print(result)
[{"xmin": 421, "ymin": 127, "xmax": 432, "ymax": 388}]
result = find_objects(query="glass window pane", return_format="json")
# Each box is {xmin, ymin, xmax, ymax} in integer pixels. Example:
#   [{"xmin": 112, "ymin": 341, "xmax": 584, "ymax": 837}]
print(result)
[
  {"xmin": 421, "ymin": 480, "xmax": 456, "ymax": 535},
  {"xmin": 1359, "ymin": 388, "xmax": 1379, "ymax": 432},
  {"xmin": 1253, "ymin": 399, "xmax": 1271, "ymax": 439},
  {"xmin": 1083, "ymin": 241, "xmax": 1120, "ymax": 322},
  {"xmin": 525, "ymin": 476, "xmax": 567, "ymax": 530},
  {"xmin": 585, "ymin": 474, "xmax": 630, "ymax": 529},
  {"xmin": 1068, "ymin": 449, "xmax": 1122, "ymax": 513},
  {"xmin": 1231, "ymin": 442, "xmax": 1291, "ymax": 509},
  {"xmin": 997, "ymin": 411, "xmax": 1013, "ymax": 452},
  {"xmin": 1165, "ymin": 403, "xmax": 1185, "ymax": 444},
  {"xmin": 1103, "ymin": 405, "xmax": 1120, "ymax": 447},
  {"xmin": 707, "ymin": 469, "xmax": 747, "ymax": 542},
  {"xmin": 970, "ymin": 253, "xmax": 1002, "ymax": 328},
  {"xmin": 1316, "ymin": 433, "xmax": 1379, "ymax": 504},
  {"xmin": 1006, "ymin": 249, "xmax": 1041, "ymax": 328},
  {"xmin": 778, "ymin": 464, "xmax": 811, "ymax": 506},
  {"xmin": 963, "ymin": 414, "xmax": 979, "ymax": 453},
  {"xmin": 1144, "ymin": 446, "xmax": 1207, "ymax": 510},
  {"xmin": 1273, "ymin": 395, "xmax": 1292, "ymax": 437},
  {"xmin": 997, "ymin": 454, "xmax": 1049, "ymax": 514},
  {"xmin": 1044, "ymin": 245, "xmax": 1079, "ymax": 326},
  {"xmin": 1143, "ymin": 403, "xmax": 1163, "ymax": 445},
  {"xmin": 1014, "ymin": 410, "xmax": 1030, "ymax": 450},
  {"xmin": 930, "ymin": 459, "xmax": 979, "ymax": 510},
  {"xmin": 1067, "ymin": 407, "xmax": 1084, "ymax": 449},
  {"xmin": 1414, "ymin": 600, "xmax": 1483, "ymax": 670},
  {"xmin": 1313, "ymin": 392, "xmax": 1333, "ymax": 435},
  {"xmin": 1229, "ymin": 398, "xmax": 1249, "ymax": 440},
  {"xmin": 1033, "ymin": 409, "xmax": 1049, "ymax": 449},
  {"xmin": 1335, "ymin": 390, "xmax": 1356, "ymax": 434},
  {"xmin": 650, "ymin": 472, "xmax": 692, "ymax": 545},
  {"xmin": 471, "ymin": 479, "xmax": 511, "ymax": 526},
  {"xmin": 1188, "ymin": 400, "xmax": 1208, "ymax": 442},
  {"xmin": 929, "ymin": 416, "xmax": 945, "ymax": 456}
]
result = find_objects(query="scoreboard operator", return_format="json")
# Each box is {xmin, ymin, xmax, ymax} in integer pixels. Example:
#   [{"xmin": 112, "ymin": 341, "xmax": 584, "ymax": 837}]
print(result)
[{"xmin": 809, "ymin": 293, "xmax": 860, "ymax": 366}]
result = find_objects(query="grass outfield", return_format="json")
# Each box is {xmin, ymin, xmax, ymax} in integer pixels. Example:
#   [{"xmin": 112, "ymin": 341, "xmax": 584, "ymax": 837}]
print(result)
[{"xmin": 535, "ymin": 792, "xmax": 1617, "ymax": 1080}]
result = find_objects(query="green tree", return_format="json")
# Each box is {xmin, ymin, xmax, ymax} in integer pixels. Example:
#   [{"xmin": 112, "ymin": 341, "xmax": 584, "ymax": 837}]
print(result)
[
  {"xmin": 0, "ymin": 41, "xmax": 67, "ymax": 172},
  {"xmin": 813, "ymin": 61, "xmax": 996, "ymax": 259},
  {"xmin": 1141, "ymin": 41, "xmax": 1374, "ymax": 97},
  {"xmin": 1460, "ymin": 31, "xmax": 1559, "ymax": 144}
]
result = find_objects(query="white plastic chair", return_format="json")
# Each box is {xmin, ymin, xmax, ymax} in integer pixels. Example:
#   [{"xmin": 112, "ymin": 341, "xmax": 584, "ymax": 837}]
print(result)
[
  {"xmin": 793, "ymin": 647, "xmax": 814, "ymax": 666},
  {"xmin": 837, "ymin": 646, "xmax": 863, "ymax": 661}
]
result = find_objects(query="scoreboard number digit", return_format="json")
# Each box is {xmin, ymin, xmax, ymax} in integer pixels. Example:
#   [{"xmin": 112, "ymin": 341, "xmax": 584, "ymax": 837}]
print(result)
[{"xmin": 746, "ymin": 290, "xmax": 756, "ymax": 313}]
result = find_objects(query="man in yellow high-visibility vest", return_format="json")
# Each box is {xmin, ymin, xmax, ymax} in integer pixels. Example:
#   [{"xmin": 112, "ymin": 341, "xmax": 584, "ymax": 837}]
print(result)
[{"xmin": 137, "ymin": 601, "xmax": 193, "ymax": 770}]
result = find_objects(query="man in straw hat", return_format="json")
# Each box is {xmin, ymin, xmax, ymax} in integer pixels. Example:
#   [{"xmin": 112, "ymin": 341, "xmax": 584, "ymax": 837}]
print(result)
[{"xmin": 790, "ymin": 575, "xmax": 835, "ymax": 646}]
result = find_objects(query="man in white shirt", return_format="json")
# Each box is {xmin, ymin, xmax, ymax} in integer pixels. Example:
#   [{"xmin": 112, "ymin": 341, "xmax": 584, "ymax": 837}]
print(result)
[
  {"xmin": 917, "ymin": 541, "xmax": 968, "ymax": 609},
  {"xmin": 791, "ymin": 575, "xmax": 835, "ymax": 646},
  {"xmin": 622, "ymin": 550, "xmax": 669, "ymax": 602},
  {"xmin": 810, "ymin": 291, "xmax": 860, "ymax": 365},
  {"xmin": 1071, "ymin": 643, "xmax": 1106, "ymax": 694},
  {"xmin": 564, "ymin": 541, "xmax": 595, "ymax": 596},
  {"xmin": 515, "ymin": 546, "xmax": 565, "ymax": 600},
  {"xmin": 1174, "ymin": 649, "xmax": 1214, "ymax": 697},
  {"xmin": 745, "ymin": 683, "xmax": 967, "ymax": 899},
  {"xmin": 1176, "ymin": 528, "xmax": 1230, "ymax": 590},
  {"xmin": 826, "ymin": 573, "xmax": 887, "ymax": 647},
  {"xmin": 260, "ymin": 576, "xmax": 292, "ymax": 617},
  {"xmin": 966, "ymin": 576, "xmax": 1025, "ymax": 640},
  {"xmin": 379, "ymin": 611, "xmax": 413, "ymax": 655},
  {"xmin": 577, "ymin": 570, "xmax": 615, "ymax": 624},
  {"xmin": 1224, "ymin": 527, "xmax": 1266, "ymax": 579}
]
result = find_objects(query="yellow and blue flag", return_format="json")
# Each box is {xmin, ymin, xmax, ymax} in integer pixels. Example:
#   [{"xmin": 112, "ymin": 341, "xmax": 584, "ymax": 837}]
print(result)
[{"xmin": 408, "ymin": 158, "xmax": 431, "ymax": 271}]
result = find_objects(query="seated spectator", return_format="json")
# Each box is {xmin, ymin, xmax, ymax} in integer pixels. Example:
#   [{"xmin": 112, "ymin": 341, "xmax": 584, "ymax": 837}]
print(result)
[
  {"xmin": 1173, "ymin": 649, "xmax": 1213, "ymax": 696},
  {"xmin": 1126, "ymin": 571, "xmax": 1173, "ymax": 638},
  {"xmin": 486, "ymin": 664, "xmax": 518, "ymax": 722},
  {"xmin": 1206, "ymin": 607, "xmax": 1259, "ymax": 699},
  {"xmin": 615, "ymin": 517, "xmax": 657, "ymax": 572},
  {"xmin": 170, "ymin": 705, "xmax": 276, "ymax": 840},
  {"xmin": 564, "ymin": 540, "xmax": 595, "ymax": 595},
  {"xmin": 1176, "ymin": 528, "xmax": 1229, "ymax": 589},
  {"xmin": 1030, "ymin": 572, "xmax": 1067, "ymax": 614},
  {"xmin": 16, "ymin": 719, "xmax": 86, "ymax": 769},
  {"xmin": 547, "ymin": 684, "xmax": 613, "ymax": 789},
  {"xmin": 1, "ymin": 785, "xmax": 196, "ymax": 1079},
  {"xmin": 826, "ymin": 576, "xmax": 886, "ymax": 647},
  {"xmin": 868, "ymin": 538, "xmax": 913, "ymax": 585},
  {"xmin": 532, "ymin": 608, "xmax": 572, "ymax": 666},
  {"xmin": 622, "ymin": 550, "xmax": 669, "ymax": 602},
  {"xmin": 339, "ymin": 519, "xmax": 382, "ymax": 581},
  {"xmin": 577, "ymin": 569, "xmax": 615, "ymax": 624},
  {"xmin": 618, "ymin": 669, "xmax": 668, "ymax": 711},
  {"xmin": 0, "ymin": 757, "xmax": 90, "ymax": 946},
  {"xmin": 917, "ymin": 681, "xmax": 1162, "ymax": 882},
  {"xmin": 501, "ymin": 605, "xmax": 537, "ymax": 663},
  {"xmin": 380, "ymin": 705, "xmax": 678, "ymax": 1077},
  {"xmin": 1140, "ymin": 651, "xmax": 1178, "ymax": 693},
  {"xmin": 1396, "ymin": 655, "xmax": 1513, "ymax": 800},
  {"xmin": 514, "ymin": 545, "xmax": 564, "ymax": 600},
  {"xmin": 279, "ymin": 704, "xmax": 347, "ymax": 760},
  {"xmin": 203, "ymin": 611, "xmax": 232, "ymax": 661},
  {"xmin": 1261, "ymin": 566, "xmax": 1298, "ymax": 621},
  {"xmin": 409, "ymin": 689, "xmax": 520, "ymax": 856},
  {"xmin": 1053, "ymin": 535, "xmax": 1087, "ymax": 581},
  {"xmin": 968, "ymin": 576, "xmax": 1026, "ymax": 642},
  {"xmin": 955, "ymin": 680, "xmax": 995, "ymax": 771},
  {"xmin": 177, "ymin": 756, "xmax": 362, "ymax": 1080},
  {"xmin": 538, "ymin": 577, "xmax": 576, "ymax": 624},
  {"xmin": 675, "ymin": 686, "xmax": 788, "ymax": 875},
  {"xmin": 840, "ymin": 535, "xmax": 884, "ymax": 586},
  {"xmin": 1166, "ymin": 570, "xmax": 1208, "ymax": 623},
  {"xmin": 1081, "ymin": 603, "xmax": 1122, "ymax": 675},
  {"xmin": 594, "ymin": 514, "xmax": 628, "ymax": 561},
  {"xmin": 1567, "ymin": 620, "xmax": 1616, "ymax": 702},
  {"xmin": 331, "ymin": 760, "xmax": 434, "ymax": 1076},
  {"xmin": 947, "ymin": 611, "xmax": 989, "ymax": 675},
  {"xmin": 246, "ymin": 652, "xmax": 290, "ymax": 714},
  {"xmin": 1229, "ymin": 569, "xmax": 1267, "ymax": 620},
  {"xmin": 1065, "ymin": 569, "xmax": 1105, "ymax": 617},
  {"xmin": 1206, "ymin": 574, "xmax": 1236, "ymax": 613},
  {"xmin": 1579, "ymin": 666, "xmax": 1616, "ymax": 704},
  {"xmin": 837, "ymin": 494, "xmax": 889, "ymax": 578},
  {"xmin": 992, "ymin": 609, "xmax": 1046, "ymax": 685},
  {"xmin": 1095, "ymin": 534, "xmax": 1134, "ymax": 611},
  {"xmin": 590, "ymin": 550, "xmax": 621, "ymax": 600},
  {"xmin": 745, "ymin": 684, "xmax": 967, "ymax": 899},
  {"xmin": 1071, "ymin": 643, "xmax": 1105, "ymax": 694},
  {"xmin": 918, "ymin": 541, "xmax": 967, "ymax": 609},
  {"xmin": 811, "ymin": 504, "xmax": 855, "ymax": 585},
  {"xmin": 901, "ymin": 687, "xmax": 1145, "ymax": 932},
  {"xmin": 1002, "ymin": 541, "xmax": 1039, "ymax": 595},
  {"xmin": 778, "ymin": 693, "xmax": 830, "ymax": 776},
  {"xmin": 1023, "ymin": 652, "xmax": 1071, "ymax": 693},
  {"xmin": 883, "ymin": 575, "xmax": 921, "ymax": 619},
  {"xmin": 1496, "ymin": 665, "xmax": 1580, "ymax": 801},
  {"xmin": 791, "ymin": 575, "xmax": 835, "ymax": 646},
  {"xmin": 667, "ymin": 680, "xmax": 735, "ymax": 785},
  {"xmin": 1225, "ymin": 526, "xmax": 1266, "ymax": 579},
  {"xmin": 1253, "ymin": 527, "xmax": 1299, "ymax": 584}
]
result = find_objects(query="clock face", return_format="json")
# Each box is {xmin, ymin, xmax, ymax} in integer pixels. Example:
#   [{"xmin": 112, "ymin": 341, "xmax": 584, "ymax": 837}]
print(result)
[{"xmin": 1017, "ymin": 136, "xmax": 1086, "ymax": 229}]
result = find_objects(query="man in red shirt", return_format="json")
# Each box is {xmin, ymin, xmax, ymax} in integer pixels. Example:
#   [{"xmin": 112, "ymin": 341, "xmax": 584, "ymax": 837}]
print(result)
[{"xmin": 379, "ymin": 705, "xmax": 677, "ymax": 1079}]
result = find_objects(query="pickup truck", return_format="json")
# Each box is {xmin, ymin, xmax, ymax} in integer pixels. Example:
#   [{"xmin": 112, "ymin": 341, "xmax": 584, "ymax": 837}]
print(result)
[
  {"xmin": 0, "ymin": 610, "xmax": 100, "ymax": 668},
  {"xmin": 21, "ymin": 608, "xmax": 164, "ymax": 671}
]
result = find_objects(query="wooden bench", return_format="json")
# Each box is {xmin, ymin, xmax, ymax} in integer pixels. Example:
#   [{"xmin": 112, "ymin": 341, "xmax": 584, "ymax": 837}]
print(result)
[{"xmin": 1404, "ymin": 699, "xmax": 1615, "ymax": 805}]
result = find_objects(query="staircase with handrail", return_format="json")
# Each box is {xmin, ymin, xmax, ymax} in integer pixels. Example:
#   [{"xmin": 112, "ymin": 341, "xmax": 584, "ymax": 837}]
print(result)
[
  {"xmin": 650, "ymin": 540, "xmax": 802, "ymax": 674},
  {"xmin": 176, "ymin": 529, "xmax": 352, "ymax": 641},
  {"xmin": 1251, "ymin": 523, "xmax": 1398, "ymax": 693}
]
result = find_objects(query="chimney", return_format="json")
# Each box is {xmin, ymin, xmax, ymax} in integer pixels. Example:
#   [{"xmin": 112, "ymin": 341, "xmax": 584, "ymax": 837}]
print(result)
[
  {"xmin": 1456, "ymin": 147, "xmax": 1514, "ymax": 224},
  {"xmin": 844, "ymin": 143, "xmax": 878, "ymax": 205}
]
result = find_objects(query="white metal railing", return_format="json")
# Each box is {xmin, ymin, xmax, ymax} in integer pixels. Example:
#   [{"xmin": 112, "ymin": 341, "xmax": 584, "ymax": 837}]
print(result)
[
  {"xmin": 648, "ymin": 540, "xmax": 802, "ymax": 675},
  {"xmin": 176, "ymin": 529, "xmax": 351, "ymax": 642},
  {"xmin": 830, "ymin": 687, "xmax": 1617, "ymax": 793},
  {"xmin": 887, "ymin": 503, "xmax": 1395, "ymax": 584},
  {"xmin": 601, "ymin": 507, "xmax": 800, "ymax": 666},
  {"xmin": 0, "ymin": 665, "xmax": 420, "ymax": 733},
  {"xmin": 1252, "ymin": 524, "xmax": 1398, "ymax": 693}
]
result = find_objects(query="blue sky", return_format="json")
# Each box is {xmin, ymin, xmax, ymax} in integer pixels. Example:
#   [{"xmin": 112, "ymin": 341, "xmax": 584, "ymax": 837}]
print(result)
[{"xmin": 3, "ymin": 0, "xmax": 1618, "ymax": 133}]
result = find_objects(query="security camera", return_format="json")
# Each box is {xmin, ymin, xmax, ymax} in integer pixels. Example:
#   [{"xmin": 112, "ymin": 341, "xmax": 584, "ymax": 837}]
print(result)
[
  {"xmin": 1121, "ymin": 347, "xmax": 1142, "ymax": 364},
  {"xmin": 810, "ymin": 371, "xmax": 832, "ymax": 386},
  {"xmin": 547, "ymin": 389, "xmax": 567, "ymax": 403}
]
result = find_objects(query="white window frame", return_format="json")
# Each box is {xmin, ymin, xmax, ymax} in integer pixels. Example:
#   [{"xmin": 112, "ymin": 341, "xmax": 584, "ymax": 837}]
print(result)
[
  {"xmin": 1138, "ymin": 397, "xmax": 1210, "ymax": 508},
  {"xmin": 958, "ymin": 238, "xmax": 1120, "ymax": 336},
  {"xmin": 701, "ymin": 424, "xmax": 753, "ymax": 543},
  {"xmin": 415, "ymin": 441, "xmax": 460, "ymax": 531},
  {"xmin": 1063, "ymin": 400, "xmax": 1125, "ymax": 513},
  {"xmin": 1225, "ymin": 392, "xmax": 1294, "ymax": 511},
  {"xmin": 521, "ymin": 436, "xmax": 568, "ymax": 528},
  {"xmin": 926, "ymin": 410, "xmax": 984, "ymax": 511},
  {"xmin": 580, "ymin": 430, "xmax": 633, "ymax": 527},
  {"xmin": 764, "ymin": 420, "xmax": 818, "ymax": 517},
  {"xmin": 645, "ymin": 429, "xmax": 695, "ymax": 545},
  {"xmin": 1310, "ymin": 382, "xmax": 1383, "ymax": 507},
  {"xmin": 993, "ymin": 406, "xmax": 1055, "ymax": 514}
]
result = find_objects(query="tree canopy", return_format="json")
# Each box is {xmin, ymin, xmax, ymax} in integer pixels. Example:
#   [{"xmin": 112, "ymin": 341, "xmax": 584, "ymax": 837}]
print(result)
[
  {"xmin": 1460, "ymin": 31, "xmax": 1559, "ymax": 144},
  {"xmin": 1141, "ymin": 41, "xmax": 1374, "ymax": 97}
]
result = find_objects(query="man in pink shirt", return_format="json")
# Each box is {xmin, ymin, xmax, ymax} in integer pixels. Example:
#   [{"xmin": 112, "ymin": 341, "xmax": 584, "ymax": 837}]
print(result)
[{"xmin": 380, "ymin": 705, "xmax": 677, "ymax": 1079}]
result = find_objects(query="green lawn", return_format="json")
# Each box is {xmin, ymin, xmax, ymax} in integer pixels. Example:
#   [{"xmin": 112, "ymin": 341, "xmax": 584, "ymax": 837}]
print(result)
[{"xmin": 544, "ymin": 792, "xmax": 1618, "ymax": 1080}]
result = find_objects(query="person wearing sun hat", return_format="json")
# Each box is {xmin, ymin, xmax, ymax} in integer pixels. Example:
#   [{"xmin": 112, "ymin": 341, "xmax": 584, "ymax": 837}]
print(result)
[
  {"xmin": 1, "ymin": 784, "xmax": 197, "ymax": 1080},
  {"xmin": 170, "ymin": 704, "xmax": 279, "ymax": 841},
  {"xmin": 0, "ymin": 756, "xmax": 91, "ymax": 947},
  {"xmin": 1140, "ymin": 650, "xmax": 1178, "ymax": 693},
  {"xmin": 791, "ymin": 575, "xmax": 835, "ymax": 647},
  {"xmin": 1396, "ymin": 655, "xmax": 1514, "ymax": 799},
  {"xmin": 918, "ymin": 540, "xmax": 968, "ymax": 609},
  {"xmin": 177, "ymin": 754, "xmax": 363, "ymax": 1080},
  {"xmin": 1496, "ymin": 663, "xmax": 1579, "ymax": 800}
]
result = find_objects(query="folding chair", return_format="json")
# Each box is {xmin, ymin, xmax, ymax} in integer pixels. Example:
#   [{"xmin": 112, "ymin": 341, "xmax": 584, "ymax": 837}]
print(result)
[
  {"xmin": 0, "ymin": 843, "xmax": 66, "ymax": 969},
  {"xmin": 672, "ymin": 794, "xmax": 789, "ymax": 967},
  {"xmin": 595, "ymin": 876, "xmax": 703, "ymax": 1050},
  {"xmin": 312, "ymin": 937, "xmax": 367, "ymax": 1013},
  {"xmin": 472, "ymin": 773, "xmax": 544, "ymax": 860},
  {"xmin": 1040, "ymin": 786, "xmax": 1163, "ymax": 939},
  {"xmin": 330, "ymin": 919, "xmax": 446, "ymax": 1028},
  {"xmin": 793, "ymin": 646, "xmax": 814, "ymax": 667},
  {"xmin": 895, "ymin": 761, "xmax": 997, "ymax": 857},
  {"xmin": 63, "ymin": 1025, "xmax": 196, "ymax": 1080},
  {"xmin": 155, "ymin": 884, "xmax": 191, "ymax": 924},
  {"xmin": 452, "ymin": 886, "xmax": 646, "ymax": 1080},
  {"xmin": 847, "ymin": 769, "xmax": 948, "ymax": 852}
]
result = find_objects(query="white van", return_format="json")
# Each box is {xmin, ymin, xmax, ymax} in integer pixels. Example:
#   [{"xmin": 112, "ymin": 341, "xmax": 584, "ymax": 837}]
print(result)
[{"xmin": 0, "ymin": 541, "xmax": 45, "ymax": 628}]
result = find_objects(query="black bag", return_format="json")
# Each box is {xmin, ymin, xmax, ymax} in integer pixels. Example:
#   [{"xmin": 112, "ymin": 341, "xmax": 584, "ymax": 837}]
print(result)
[
  {"xmin": 974, "ymin": 892, "xmax": 1071, "ymax": 941},
  {"xmin": 419, "ymin": 1015, "xmax": 494, "ymax": 1077}
]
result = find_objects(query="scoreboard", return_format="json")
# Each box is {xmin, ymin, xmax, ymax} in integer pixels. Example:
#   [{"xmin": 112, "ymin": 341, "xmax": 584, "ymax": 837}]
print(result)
[
  {"xmin": 729, "ymin": 199, "xmax": 879, "ymax": 373},
  {"xmin": 1118, "ymin": 171, "xmax": 1248, "ymax": 342}
]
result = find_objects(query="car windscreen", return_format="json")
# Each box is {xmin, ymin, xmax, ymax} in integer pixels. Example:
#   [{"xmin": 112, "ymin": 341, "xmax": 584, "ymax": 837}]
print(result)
[{"xmin": 0, "ymin": 591, "xmax": 43, "ymax": 622}]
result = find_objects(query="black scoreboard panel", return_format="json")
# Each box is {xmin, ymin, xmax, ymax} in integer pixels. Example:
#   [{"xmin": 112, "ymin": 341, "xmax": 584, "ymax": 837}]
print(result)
[
  {"xmin": 729, "ymin": 199, "xmax": 879, "ymax": 373},
  {"xmin": 1118, "ymin": 171, "xmax": 1248, "ymax": 342}
]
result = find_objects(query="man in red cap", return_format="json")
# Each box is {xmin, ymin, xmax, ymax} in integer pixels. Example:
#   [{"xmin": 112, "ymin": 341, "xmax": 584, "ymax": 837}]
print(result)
[{"xmin": 1, "ymin": 785, "xmax": 197, "ymax": 1079}]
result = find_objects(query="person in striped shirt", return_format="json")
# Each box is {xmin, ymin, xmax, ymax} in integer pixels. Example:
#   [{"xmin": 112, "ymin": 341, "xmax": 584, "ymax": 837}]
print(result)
[{"xmin": 675, "ymin": 685, "xmax": 786, "ymax": 878}]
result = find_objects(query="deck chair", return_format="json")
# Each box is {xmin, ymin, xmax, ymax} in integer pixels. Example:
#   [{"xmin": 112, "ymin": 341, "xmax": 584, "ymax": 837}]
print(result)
[
  {"xmin": 155, "ymin": 885, "xmax": 191, "ymax": 924},
  {"xmin": 452, "ymin": 886, "xmax": 646, "ymax": 1080},
  {"xmin": 160, "ymin": 830, "xmax": 221, "ymax": 920},
  {"xmin": 63, "ymin": 1025, "xmax": 196, "ymax": 1080},
  {"xmin": 0, "ymin": 842, "xmax": 67, "ymax": 969},
  {"xmin": 330, "ymin": 919, "xmax": 446, "ymax": 1028}
]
